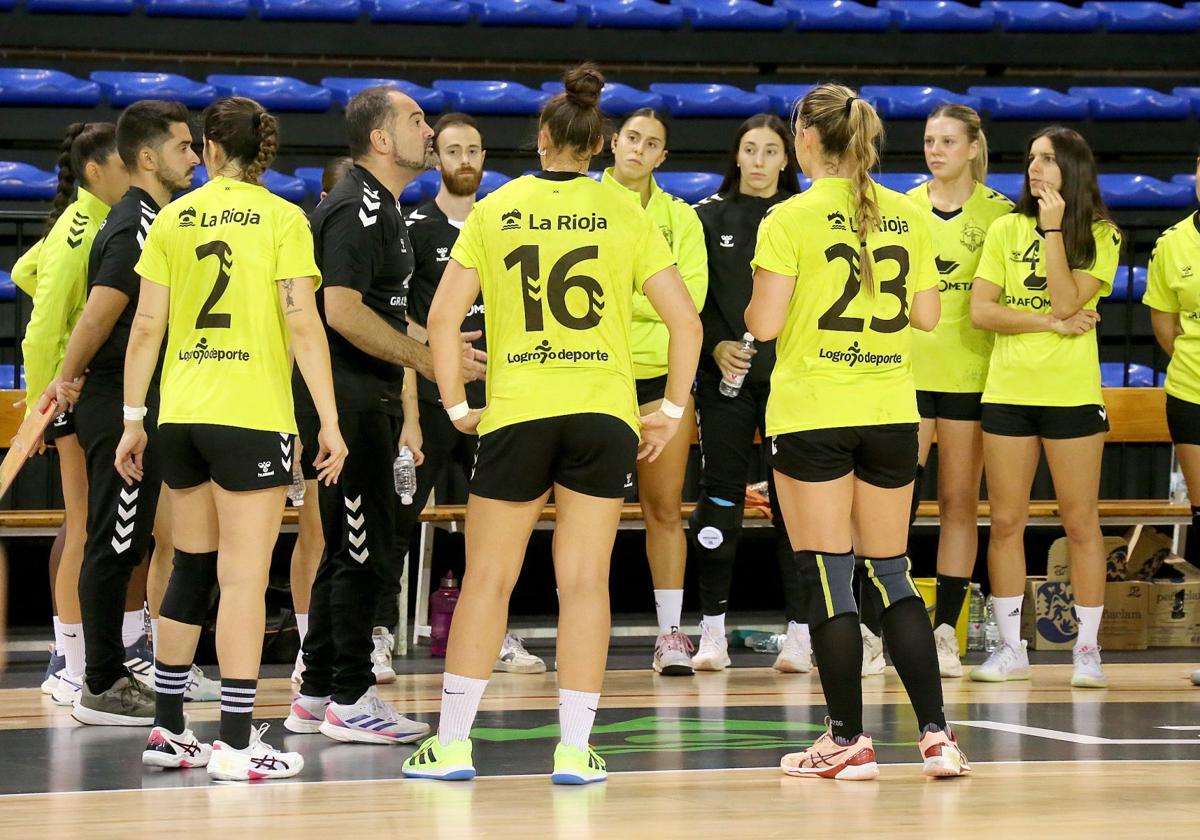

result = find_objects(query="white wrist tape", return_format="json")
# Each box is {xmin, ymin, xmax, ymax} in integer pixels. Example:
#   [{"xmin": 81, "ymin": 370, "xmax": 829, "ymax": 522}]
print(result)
[
  {"xmin": 123, "ymin": 405, "xmax": 148, "ymax": 421},
  {"xmin": 446, "ymin": 401, "xmax": 471, "ymax": 422},
  {"xmin": 659, "ymin": 399, "xmax": 685, "ymax": 419}
]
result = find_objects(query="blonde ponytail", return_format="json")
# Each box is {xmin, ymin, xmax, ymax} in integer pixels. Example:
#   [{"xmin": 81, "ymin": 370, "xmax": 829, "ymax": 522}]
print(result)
[{"xmin": 846, "ymin": 98, "xmax": 883, "ymax": 294}]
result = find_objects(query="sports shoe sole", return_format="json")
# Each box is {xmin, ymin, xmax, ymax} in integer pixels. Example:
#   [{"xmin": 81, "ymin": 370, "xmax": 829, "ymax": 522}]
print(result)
[
  {"xmin": 551, "ymin": 771, "xmax": 607, "ymax": 785},
  {"xmin": 691, "ymin": 655, "xmax": 730, "ymax": 672},
  {"xmin": 773, "ymin": 656, "xmax": 812, "ymax": 674},
  {"xmin": 318, "ymin": 719, "xmax": 429, "ymax": 745},
  {"xmin": 40, "ymin": 678, "xmax": 58, "ymax": 695},
  {"xmin": 938, "ymin": 661, "xmax": 964, "ymax": 678},
  {"xmin": 373, "ymin": 670, "xmax": 397, "ymax": 685},
  {"xmin": 782, "ymin": 761, "xmax": 880, "ymax": 781},
  {"xmin": 283, "ymin": 713, "xmax": 325, "ymax": 735},
  {"xmin": 142, "ymin": 750, "xmax": 208, "ymax": 770},
  {"xmin": 861, "ymin": 660, "xmax": 886, "ymax": 677},
  {"xmin": 653, "ymin": 658, "xmax": 694, "ymax": 677},
  {"xmin": 401, "ymin": 766, "xmax": 476, "ymax": 781},
  {"xmin": 207, "ymin": 758, "xmax": 304, "ymax": 782},
  {"xmin": 969, "ymin": 670, "xmax": 1031, "ymax": 683},
  {"xmin": 71, "ymin": 702, "xmax": 154, "ymax": 727},
  {"xmin": 1070, "ymin": 674, "xmax": 1108, "ymax": 689},
  {"xmin": 494, "ymin": 660, "xmax": 547, "ymax": 674}
]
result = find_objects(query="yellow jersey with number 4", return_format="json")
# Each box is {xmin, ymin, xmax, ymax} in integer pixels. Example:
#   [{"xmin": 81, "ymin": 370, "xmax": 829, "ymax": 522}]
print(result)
[
  {"xmin": 976, "ymin": 214, "xmax": 1120, "ymax": 408},
  {"xmin": 451, "ymin": 172, "xmax": 676, "ymax": 436},
  {"xmin": 1144, "ymin": 211, "xmax": 1200, "ymax": 404},
  {"xmin": 135, "ymin": 177, "xmax": 320, "ymax": 434},
  {"xmin": 752, "ymin": 177, "xmax": 939, "ymax": 436},
  {"xmin": 907, "ymin": 181, "xmax": 1013, "ymax": 393}
]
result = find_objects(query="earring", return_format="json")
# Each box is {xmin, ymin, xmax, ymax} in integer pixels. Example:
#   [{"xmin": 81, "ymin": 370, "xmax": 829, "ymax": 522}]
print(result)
[{"xmin": 538, "ymin": 148, "xmax": 547, "ymax": 157}]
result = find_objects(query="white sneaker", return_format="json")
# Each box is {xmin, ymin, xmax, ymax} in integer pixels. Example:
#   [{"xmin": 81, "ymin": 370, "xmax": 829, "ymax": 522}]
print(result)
[
  {"xmin": 494, "ymin": 633, "xmax": 547, "ymax": 674},
  {"xmin": 371, "ymin": 626, "xmax": 396, "ymax": 685},
  {"xmin": 970, "ymin": 640, "xmax": 1031, "ymax": 682},
  {"xmin": 773, "ymin": 624, "xmax": 813, "ymax": 674},
  {"xmin": 207, "ymin": 723, "xmax": 303, "ymax": 781},
  {"xmin": 319, "ymin": 686, "xmax": 430, "ymax": 745},
  {"xmin": 691, "ymin": 622, "xmax": 730, "ymax": 671},
  {"xmin": 284, "ymin": 694, "xmax": 330, "ymax": 734},
  {"xmin": 142, "ymin": 722, "xmax": 212, "ymax": 769},
  {"xmin": 41, "ymin": 649, "xmax": 65, "ymax": 694},
  {"xmin": 933, "ymin": 624, "xmax": 963, "ymax": 678},
  {"xmin": 291, "ymin": 649, "xmax": 305, "ymax": 685},
  {"xmin": 653, "ymin": 629, "xmax": 695, "ymax": 676},
  {"xmin": 861, "ymin": 625, "xmax": 885, "ymax": 676},
  {"xmin": 1071, "ymin": 645, "xmax": 1107, "ymax": 689},
  {"xmin": 51, "ymin": 672, "xmax": 83, "ymax": 707},
  {"xmin": 184, "ymin": 665, "xmax": 220, "ymax": 702}
]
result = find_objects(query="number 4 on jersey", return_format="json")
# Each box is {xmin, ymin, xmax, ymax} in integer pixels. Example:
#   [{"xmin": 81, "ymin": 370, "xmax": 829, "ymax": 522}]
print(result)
[{"xmin": 505, "ymin": 244, "xmax": 605, "ymax": 332}]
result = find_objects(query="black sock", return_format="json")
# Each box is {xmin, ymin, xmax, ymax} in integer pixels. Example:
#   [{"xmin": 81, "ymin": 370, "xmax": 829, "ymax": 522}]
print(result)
[
  {"xmin": 857, "ymin": 563, "xmax": 884, "ymax": 637},
  {"xmin": 219, "ymin": 678, "xmax": 257, "ymax": 750},
  {"xmin": 881, "ymin": 597, "xmax": 946, "ymax": 731},
  {"xmin": 810, "ymin": 613, "xmax": 864, "ymax": 741},
  {"xmin": 934, "ymin": 574, "xmax": 971, "ymax": 630},
  {"xmin": 153, "ymin": 660, "xmax": 190, "ymax": 734},
  {"xmin": 909, "ymin": 463, "xmax": 925, "ymax": 529},
  {"xmin": 778, "ymin": 539, "xmax": 810, "ymax": 624}
]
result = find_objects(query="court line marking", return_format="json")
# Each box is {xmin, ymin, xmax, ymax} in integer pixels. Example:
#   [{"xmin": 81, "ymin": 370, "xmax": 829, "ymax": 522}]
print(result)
[
  {"xmin": 950, "ymin": 720, "xmax": 1200, "ymax": 745},
  {"xmin": 1158, "ymin": 726, "xmax": 1200, "ymax": 732}
]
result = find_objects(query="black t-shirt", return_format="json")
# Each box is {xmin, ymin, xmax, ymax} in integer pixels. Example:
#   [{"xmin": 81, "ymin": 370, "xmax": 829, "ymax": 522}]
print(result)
[
  {"xmin": 296, "ymin": 165, "xmax": 414, "ymax": 415},
  {"xmin": 84, "ymin": 186, "xmax": 163, "ymax": 395},
  {"xmin": 405, "ymin": 199, "xmax": 486, "ymax": 409}
]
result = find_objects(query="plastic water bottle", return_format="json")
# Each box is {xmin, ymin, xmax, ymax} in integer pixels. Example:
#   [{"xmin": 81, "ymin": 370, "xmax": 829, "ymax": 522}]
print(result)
[
  {"xmin": 286, "ymin": 452, "xmax": 306, "ymax": 506},
  {"xmin": 394, "ymin": 445, "xmax": 417, "ymax": 505},
  {"xmin": 752, "ymin": 633, "xmax": 786, "ymax": 654},
  {"xmin": 983, "ymin": 596, "xmax": 1001, "ymax": 653},
  {"xmin": 967, "ymin": 584, "xmax": 985, "ymax": 652},
  {"xmin": 1169, "ymin": 455, "xmax": 1189, "ymax": 504},
  {"xmin": 429, "ymin": 572, "xmax": 460, "ymax": 658},
  {"xmin": 719, "ymin": 332, "xmax": 755, "ymax": 398}
]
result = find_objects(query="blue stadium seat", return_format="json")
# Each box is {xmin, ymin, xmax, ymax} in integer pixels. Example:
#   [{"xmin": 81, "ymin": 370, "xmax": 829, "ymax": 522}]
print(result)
[
  {"xmin": 90, "ymin": 71, "xmax": 218, "ymax": 107},
  {"xmin": 578, "ymin": 0, "xmax": 684, "ymax": 28},
  {"xmin": 364, "ymin": 0, "xmax": 469, "ymax": 21},
  {"xmin": 875, "ymin": 172, "xmax": 930, "ymax": 194},
  {"xmin": 399, "ymin": 170, "xmax": 438, "ymax": 205},
  {"xmin": 478, "ymin": 170, "xmax": 512, "ymax": 198},
  {"xmin": 1171, "ymin": 174, "xmax": 1197, "ymax": 190},
  {"xmin": 540, "ymin": 82, "xmax": 663, "ymax": 115},
  {"xmin": 0, "ymin": 363, "xmax": 26, "ymax": 390},
  {"xmin": 648, "ymin": 83, "xmax": 770, "ymax": 117},
  {"xmin": 1069, "ymin": 87, "xmax": 1190, "ymax": 120},
  {"xmin": 859, "ymin": 86, "xmax": 982, "ymax": 119},
  {"xmin": 655, "ymin": 172, "xmax": 723, "ymax": 204},
  {"xmin": 968, "ymin": 86, "xmax": 1090, "ymax": 120},
  {"xmin": 0, "ymin": 272, "xmax": 16, "ymax": 303},
  {"xmin": 1173, "ymin": 87, "xmax": 1200, "ymax": 117},
  {"xmin": 878, "ymin": 0, "xmax": 995, "ymax": 31},
  {"xmin": 469, "ymin": 0, "xmax": 578, "ymax": 26},
  {"xmin": 294, "ymin": 166, "xmax": 326, "ymax": 200},
  {"xmin": 1101, "ymin": 362, "xmax": 1156, "ymax": 388},
  {"xmin": 755, "ymin": 84, "xmax": 815, "ymax": 117},
  {"xmin": 189, "ymin": 166, "xmax": 307, "ymax": 202},
  {"xmin": 207, "ymin": 75, "xmax": 332, "ymax": 111},
  {"xmin": 253, "ymin": 0, "xmax": 361, "ymax": 19},
  {"xmin": 1098, "ymin": 174, "xmax": 1192, "ymax": 209},
  {"xmin": 432, "ymin": 80, "xmax": 550, "ymax": 115},
  {"xmin": 1085, "ymin": 2, "xmax": 1200, "ymax": 33},
  {"xmin": 778, "ymin": 1, "xmax": 891, "ymax": 31},
  {"xmin": 676, "ymin": 0, "xmax": 790, "ymax": 31},
  {"xmin": 983, "ymin": 1, "xmax": 1099, "ymax": 32},
  {"xmin": 1108, "ymin": 265, "xmax": 1147, "ymax": 302},
  {"xmin": 144, "ymin": 0, "xmax": 250, "ymax": 18},
  {"xmin": 321, "ymin": 77, "xmax": 446, "ymax": 112},
  {"xmin": 26, "ymin": 0, "xmax": 134, "ymax": 13},
  {"xmin": 0, "ymin": 68, "xmax": 101, "ymax": 106},
  {"xmin": 0, "ymin": 0, "xmax": 15, "ymax": 10},
  {"xmin": 986, "ymin": 173, "xmax": 1025, "ymax": 200},
  {"xmin": 0, "ymin": 162, "xmax": 57, "ymax": 200}
]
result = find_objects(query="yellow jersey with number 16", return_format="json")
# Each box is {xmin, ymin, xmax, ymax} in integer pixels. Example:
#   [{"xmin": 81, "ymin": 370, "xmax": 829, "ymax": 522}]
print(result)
[
  {"xmin": 135, "ymin": 176, "xmax": 321, "ymax": 434},
  {"xmin": 451, "ymin": 172, "xmax": 677, "ymax": 437},
  {"xmin": 752, "ymin": 177, "xmax": 939, "ymax": 436},
  {"xmin": 1144, "ymin": 211, "xmax": 1200, "ymax": 405}
]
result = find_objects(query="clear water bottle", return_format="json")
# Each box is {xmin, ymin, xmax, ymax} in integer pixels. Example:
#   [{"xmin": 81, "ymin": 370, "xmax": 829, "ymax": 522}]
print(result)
[
  {"xmin": 967, "ymin": 583, "xmax": 985, "ymax": 652},
  {"xmin": 429, "ymin": 572, "xmax": 460, "ymax": 658},
  {"xmin": 983, "ymin": 596, "xmax": 1001, "ymax": 652},
  {"xmin": 1169, "ymin": 453, "xmax": 1189, "ymax": 504},
  {"xmin": 719, "ymin": 332, "xmax": 755, "ymax": 398},
  {"xmin": 752, "ymin": 633, "xmax": 786, "ymax": 654},
  {"xmin": 286, "ymin": 451, "xmax": 306, "ymax": 506},
  {"xmin": 394, "ymin": 445, "xmax": 417, "ymax": 505}
]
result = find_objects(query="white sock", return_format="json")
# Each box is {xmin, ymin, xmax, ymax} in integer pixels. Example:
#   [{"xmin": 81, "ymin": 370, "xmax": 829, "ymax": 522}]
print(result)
[
  {"xmin": 150, "ymin": 618, "xmax": 160, "ymax": 656},
  {"xmin": 52, "ymin": 616, "xmax": 65, "ymax": 657},
  {"xmin": 654, "ymin": 589, "xmax": 683, "ymax": 635},
  {"xmin": 121, "ymin": 610, "xmax": 145, "ymax": 648},
  {"xmin": 701, "ymin": 613, "xmax": 726, "ymax": 637},
  {"xmin": 1074, "ymin": 605, "xmax": 1103, "ymax": 652},
  {"xmin": 558, "ymin": 688, "xmax": 600, "ymax": 750},
  {"xmin": 296, "ymin": 613, "xmax": 309, "ymax": 644},
  {"xmin": 992, "ymin": 595, "xmax": 1024, "ymax": 649},
  {"xmin": 787, "ymin": 620, "xmax": 810, "ymax": 642},
  {"xmin": 61, "ymin": 623, "xmax": 85, "ymax": 679},
  {"xmin": 437, "ymin": 672, "xmax": 488, "ymax": 745}
]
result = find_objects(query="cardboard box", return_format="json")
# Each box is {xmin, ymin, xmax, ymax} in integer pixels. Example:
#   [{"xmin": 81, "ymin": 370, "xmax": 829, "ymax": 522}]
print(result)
[
  {"xmin": 1021, "ymin": 576, "xmax": 1149, "ymax": 650},
  {"xmin": 1148, "ymin": 560, "xmax": 1200, "ymax": 647},
  {"xmin": 1124, "ymin": 526, "xmax": 1174, "ymax": 581},
  {"xmin": 1046, "ymin": 536, "xmax": 1128, "ymax": 583},
  {"xmin": 1099, "ymin": 581, "xmax": 1150, "ymax": 650}
]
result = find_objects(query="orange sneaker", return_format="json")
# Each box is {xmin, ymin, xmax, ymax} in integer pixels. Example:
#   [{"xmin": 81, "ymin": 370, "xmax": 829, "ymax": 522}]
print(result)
[
  {"xmin": 780, "ymin": 722, "xmax": 879, "ymax": 781},
  {"xmin": 920, "ymin": 725, "xmax": 971, "ymax": 778}
]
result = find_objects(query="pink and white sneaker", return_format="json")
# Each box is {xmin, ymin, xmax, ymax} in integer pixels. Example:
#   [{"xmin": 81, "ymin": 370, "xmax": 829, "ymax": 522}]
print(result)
[
  {"xmin": 653, "ymin": 629, "xmax": 695, "ymax": 676},
  {"xmin": 780, "ymin": 720, "xmax": 879, "ymax": 781},
  {"xmin": 142, "ymin": 723, "xmax": 212, "ymax": 769},
  {"xmin": 920, "ymin": 724, "xmax": 971, "ymax": 778},
  {"xmin": 207, "ymin": 723, "xmax": 303, "ymax": 781},
  {"xmin": 284, "ymin": 693, "xmax": 331, "ymax": 734}
]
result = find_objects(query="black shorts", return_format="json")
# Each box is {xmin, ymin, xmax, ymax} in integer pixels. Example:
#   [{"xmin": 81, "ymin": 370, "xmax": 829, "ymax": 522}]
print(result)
[
  {"xmin": 769, "ymin": 423, "xmax": 919, "ymax": 489},
  {"xmin": 636, "ymin": 374, "xmax": 668, "ymax": 407},
  {"xmin": 916, "ymin": 390, "xmax": 983, "ymax": 422},
  {"xmin": 471, "ymin": 413, "xmax": 639, "ymax": 502},
  {"xmin": 159, "ymin": 423, "xmax": 296, "ymax": 492},
  {"xmin": 44, "ymin": 409, "xmax": 76, "ymax": 443},
  {"xmin": 981, "ymin": 403, "xmax": 1109, "ymax": 439},
  {"xmin": 1166, "ymin": 394, "xmax": 1200, "ymax": 447}
]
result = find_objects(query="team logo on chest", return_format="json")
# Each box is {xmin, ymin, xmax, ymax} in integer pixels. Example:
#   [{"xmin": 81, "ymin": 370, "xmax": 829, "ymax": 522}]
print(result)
[
  {"xmin": 436, "ymin": 246, "xmax": 449, "ymax": 262},
  {"xmin": 719, "ymin": 234, "xmax": 735, "ymax": 248},
  {"xmin": 960, "ymin": 221, "xmax": 986, "ymax": 252}
]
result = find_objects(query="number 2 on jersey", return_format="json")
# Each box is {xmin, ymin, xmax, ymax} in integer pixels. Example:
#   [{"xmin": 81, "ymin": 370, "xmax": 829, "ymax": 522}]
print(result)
[
  {"xmin": 505, "ymin": 244, "xmax": 605, "ymax": 332},
  {"xmin": 817, "ymin": 243, "xmax": 910, "ymax": 334},
  {"xmin": 194, "ymin": 240, "xmax": 233, "ymax": 329}
]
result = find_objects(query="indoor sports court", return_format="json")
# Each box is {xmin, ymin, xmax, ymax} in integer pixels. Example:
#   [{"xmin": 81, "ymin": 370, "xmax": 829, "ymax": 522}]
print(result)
[{"xmin": 1, "ymin": 1, "xmax": 1199, "ymax": 837}]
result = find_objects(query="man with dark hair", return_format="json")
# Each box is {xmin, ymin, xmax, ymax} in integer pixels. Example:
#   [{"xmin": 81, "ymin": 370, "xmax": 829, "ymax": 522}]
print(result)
[
  {"xmin": 286, "ymin": 86, "xmax": 485, "ymax": 745},
  {"xmin": 321, "ymin": 156, "xmax": 353, "ymax": 200},
  {"xmin": 44, "ymin": 99, "xmax": 207, "ymax": 725}
]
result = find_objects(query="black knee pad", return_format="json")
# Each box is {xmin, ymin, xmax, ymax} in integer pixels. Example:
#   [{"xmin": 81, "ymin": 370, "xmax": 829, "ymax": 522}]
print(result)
[
  {"xmin": 797, "ymin": 550, "xmax": 858, "ymax": 627},
  {"xmin": 863, "ymin": 554, "xmax": 921, "ymax": 611},
  {"xmin": 688, "ymin": 496, "xmax": 744, "ymax": 561},
  {"xmin": 160, "ymin": 550, "xmax": 219, "ymax": 627}
]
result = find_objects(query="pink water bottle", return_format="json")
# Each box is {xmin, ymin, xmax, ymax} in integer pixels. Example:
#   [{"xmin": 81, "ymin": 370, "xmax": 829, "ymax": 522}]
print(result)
[{"xmin": 429, "ymin": 572, "xmax": 460, "ymax": 657}]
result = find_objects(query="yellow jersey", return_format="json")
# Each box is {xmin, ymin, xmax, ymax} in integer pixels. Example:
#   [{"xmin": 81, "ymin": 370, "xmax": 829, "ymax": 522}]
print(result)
[
  {"xmin": 976, "ymin": 214, "xmax": 1121, "ymax": 407},
  {"xmin": 451, "ymin": 172, "xmax": 677, "ymax": 436},
  {"xmin": 906, "ymin": 181, "xmax": 1013, "ymax": 393},
  {"xmin": 135, "ymin": 176, "xmax": 320, "ymax": 434},
  {"xmin": 10, "ymin": 237, "xmax": 41, "ymax": 297},
  {"xmin": 1144, "ymin": 211, "xmax": 1200, "ymax": 404},
  {"xmin": 751, "ymin": 177, "xmax": 938, "ymax": 435}
]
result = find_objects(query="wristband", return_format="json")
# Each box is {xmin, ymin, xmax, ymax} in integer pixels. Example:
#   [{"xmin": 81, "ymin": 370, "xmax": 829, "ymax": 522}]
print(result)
[
  {"xmin": 446, "ymin": 401, "xmax": 470, "ymax": 422},
  {"xmin": 1043, "ymin": 228, "xmax": 1063, "ymax": 234},
  {"xmin": 123, "ymin": 405, "xmax": 148, "ymax": 421},
  {"xmin": 659, "ymin": 399, "xmax": 685, "ymax": 420}
]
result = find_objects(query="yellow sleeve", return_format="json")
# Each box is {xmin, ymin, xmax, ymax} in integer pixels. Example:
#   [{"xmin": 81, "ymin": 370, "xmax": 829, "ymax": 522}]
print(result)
[
  {"xmin": 1143, "ymin": 236, "xmax": 1179, "ymax": 313},
  {"xmin": 450, "ymin": 204, "xmax": 486, "ymax": 275},
  {"xmin": 632, "ymin": 202, "xmax": 707, "ymax": 320},
  {"xmin": 274, "ymin": 204, "xmax": 321, "ymax": 287},
  {"xmin": 631, "ymin": 209, "xmax": 677, "ymax": 294},
  {"xmin": 134, "ymin": 213, "xmax": 172, "ymax": 287},
  {"xmin": 21, "ymin": 226, "xmax": 89, "ymax": 405},
  {"xmin": 1082, "ymin": 221, "xmax": 1121, "ymax": 298},
  {"xmin": 751, "ymin": 206, "xmax": 800, "ymax": 277},
  {"xmin": 974, "ymin": 218, "xmax": 1008, "ymax": 289},
  {"xmin": 10, "ymin": 239, "xmax": 42, "ymax": 297},
  {"xmin": 911, "ymin": 215, "xmax": 939, "ymax": 293}
]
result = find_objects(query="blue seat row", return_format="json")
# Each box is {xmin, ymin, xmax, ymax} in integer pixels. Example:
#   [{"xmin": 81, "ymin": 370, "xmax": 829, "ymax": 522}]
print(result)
[
  {"xmin": 1100, "ymin": 362, "xmax": 1162, "ymax": 388},
  {"xmin": 0, "ymin": 270, "xmax": 16, "ymax": 302},
  {"xmin": 9, "ymin": 1, "xmax": 1200, "ymax": 32},
  {"xmin": 1110, "ymin": 265, "xmax": 1148, "ymax": 303},
  {"xmin": 0, "ymin": 362, "xmax": 27, "ymax": 390}
]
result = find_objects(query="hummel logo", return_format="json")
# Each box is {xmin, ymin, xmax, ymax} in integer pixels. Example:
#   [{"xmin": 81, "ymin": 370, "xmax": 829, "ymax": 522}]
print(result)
[
  {"xmin": 1099, "ymin": 408, "xmax": 1107, "ymax": 421},
  {"xmin": 436, "ymin": 246, "xmax": 449, "ymax": 262},
  {"xmin": 771, "ymin": 436, "xmax": 778, "ymax": 455},
  {"xmin": 719, "ymin": 233, "xmax": 734, "ymax": 248},
  {"xmin": 624, "ymin": 473, "xmax": 634, "ymax": 489},
  {"xmin": 257, "ymin": 460, "xmax": 275, "ymax": 478}
]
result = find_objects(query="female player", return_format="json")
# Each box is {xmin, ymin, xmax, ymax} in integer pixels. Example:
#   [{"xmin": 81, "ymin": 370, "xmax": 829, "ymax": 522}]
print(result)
[
  {"xmin": 747, "ymin": 83, "xmax": 969, "ymax": 780},
  {"xmin": 690, "ymin": 114, "xmax": 810, "ymax": 673},
  {"xmin": 969, "ymin": 127, "xmax": 1120, "ymax": 689},
  {"xmin": 401, "ymin": 63, "xmax": 702, "ymax": 784},
  {"xmin": 906, "ymin": 105, "xmax": 1013, "ymax": 677},
  {"xmin": 601, "ymin": 109, "xmax": 708, "ymax": 675},
  {"xmin": 24, "ymin": 121, "xmax": 128, "ymax": 706},
  {"xmin": 117, "ymin": 96, "xmax": 347, "ymax": 780}
]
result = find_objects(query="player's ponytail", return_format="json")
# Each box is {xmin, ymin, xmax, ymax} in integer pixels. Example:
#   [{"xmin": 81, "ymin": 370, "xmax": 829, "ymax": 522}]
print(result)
[
  {"xmin": 929, "ymin": 103, "xmax": 988, "ymax": 183},
  {"xmin": 45, "ymin": 121, "xmax": 117, "ymax": 235},
  {"xmin": 539, "ymin": 62, "xmax": 608, "ymax": 162},
  {"xmin": 247, "ymin": 111, "xmax": 279, "ymax": 184},
  {"xmin": 202, "ymin": 96, "xmax": 278, "ymax": 185}
]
